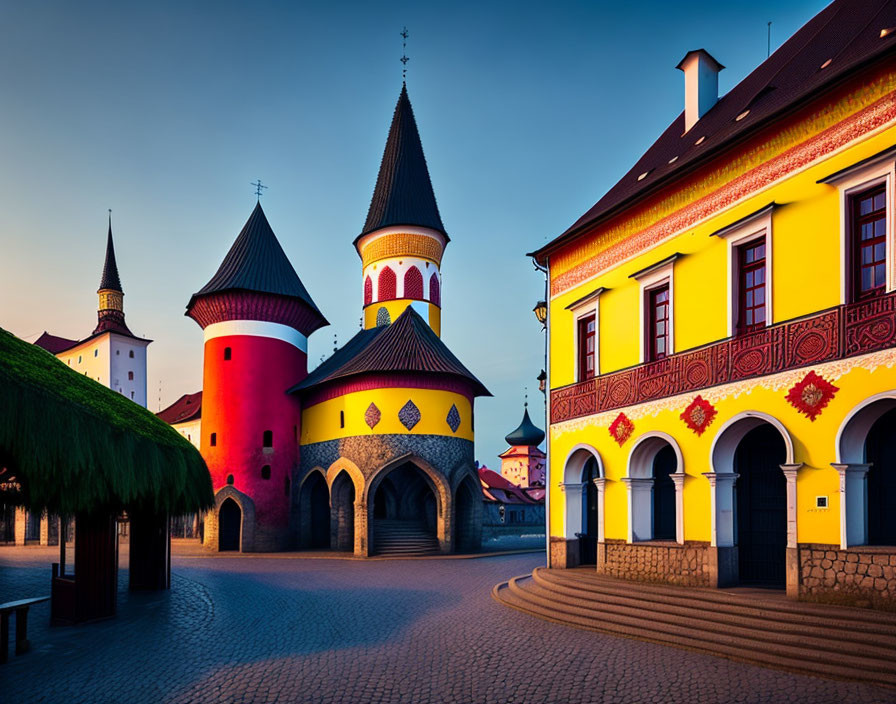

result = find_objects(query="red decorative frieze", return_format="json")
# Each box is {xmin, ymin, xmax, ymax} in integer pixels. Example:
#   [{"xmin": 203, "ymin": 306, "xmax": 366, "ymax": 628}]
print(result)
[
  {"xmin": 786, "ymin": 371, "xmax": 839, "ymax": 421},
  {"xmin": 608, "ymin": 412, "xmax": 634, "ymax": 446},
  {"xmin": 550, "ymin": 291, "xmax": 896, "ymax": 424},
  {"xmin": 680, "ymin": 396, "xmax": 717, "ymax": 436}
]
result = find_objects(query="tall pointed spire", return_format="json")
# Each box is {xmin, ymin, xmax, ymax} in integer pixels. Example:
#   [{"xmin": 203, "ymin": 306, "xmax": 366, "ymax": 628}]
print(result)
[
  {"xmin": 99, "ymin": 211, "xmax": 123, "ymax": 293},
  {"xmin": 359, "ymin": 84, "xmax": 447, "ymax": 242},
  {"xmin": 94, "ymin": 211, "xmax": 131, "ymax": 335}
]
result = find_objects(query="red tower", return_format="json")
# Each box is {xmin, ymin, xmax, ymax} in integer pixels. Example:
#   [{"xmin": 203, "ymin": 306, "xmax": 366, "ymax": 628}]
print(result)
[{"xmin": 186, "ymin": 202, "xmax": 327, "ymax": 551}]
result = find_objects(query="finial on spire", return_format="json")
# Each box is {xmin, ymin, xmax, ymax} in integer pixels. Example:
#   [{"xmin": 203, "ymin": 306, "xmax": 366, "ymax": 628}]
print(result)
[
  {"xmin": 524, "ymin": 387, "xmax": 528, "ymax": 408},
  {"xmin": 400, "ymin": 26, "xmax": 409, "ymax": 82},
  {"xmin": 108, "ymin": 208, "xmax": 112, "ymax": 232},
  {"xmin": 251, "ymin": 179, "xmax": 268, "ymax": 201}
]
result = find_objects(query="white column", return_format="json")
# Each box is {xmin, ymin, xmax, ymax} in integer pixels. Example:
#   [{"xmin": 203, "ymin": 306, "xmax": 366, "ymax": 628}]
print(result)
[
  {"xmin": 832, "ymin": 463, "xmax": 870, "ymax": 549},
  {"xmin": 559, "ymin": 482, "xmax": 585, "ymax": 539},
  {"xmin": 703, "ymin": 472, "xmax": 738, "ymax": 547},
  {"xmin": 671, "ymin": 472, "xmax": 685, "ymax": 545},
  {"xmin": 779, "ymin": 464, "xmax": 802, "ymax": 550},
  {"xmin": 622, "ymin": 477, "xmax": 653, "ymax": 542},
  {"xmin": 594, "ymin": 478, "xmax": 607, "ymax": 544}
]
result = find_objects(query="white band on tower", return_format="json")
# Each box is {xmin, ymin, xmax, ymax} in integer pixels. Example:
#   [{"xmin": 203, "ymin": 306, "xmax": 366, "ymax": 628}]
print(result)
[{"xmin": 203, "ymin": 320, "xmax": 308, "ymax": 353}]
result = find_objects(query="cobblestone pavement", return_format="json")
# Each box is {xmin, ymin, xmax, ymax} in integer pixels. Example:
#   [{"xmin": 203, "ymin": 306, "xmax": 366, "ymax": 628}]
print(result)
[{"xmin": 1, "ymin": 546, "xmax": 895, "ymax": 704}]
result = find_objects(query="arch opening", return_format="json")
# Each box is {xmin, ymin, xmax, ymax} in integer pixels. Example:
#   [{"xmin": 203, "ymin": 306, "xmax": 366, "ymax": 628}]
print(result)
[
  {"xmin": 454, "ymin": 474, "xmax": 483, "ymax": 553},
  {"xmin": 865, "ymin": 407, "xmax": 896, "ymax": 545},
  {"xmin": 299, "ymin": 471, "xmax": 330, "ymax": 549},
  {"xmin": 627, "ymin": 434, "xmax": 681, "ymax": 543},
  {"xmin": 370, "ymin": 461, "xmax": 439, "ymax": 555},
  {"xmin": 330, "ymin": 471, "xmax": 356, "ymax": 552},
  {"xmin": 218, "ymin": 498, "xmax": 241, "ymax": 552}
]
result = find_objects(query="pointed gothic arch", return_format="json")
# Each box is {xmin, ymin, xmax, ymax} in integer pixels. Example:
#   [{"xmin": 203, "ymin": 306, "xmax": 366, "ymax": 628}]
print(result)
[
  {"xmin": 429, "ymin": 272, "xmax": 441, "ymax": 307},
  {"xmin": 378, "ymin": 266, "xmax": 396, "ymax": 301},
  {"xmin": 364, "ymin": 275, "xmax": 373, "ymax": 306},
  {"xmin": 404, "ymin": 267, "xmax": 424, "ymax": 299}
]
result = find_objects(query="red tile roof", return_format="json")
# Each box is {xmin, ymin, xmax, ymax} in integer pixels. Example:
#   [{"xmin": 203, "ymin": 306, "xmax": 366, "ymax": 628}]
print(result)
[
  {"xmin": 33, "ymin": 332, "xmax": 80, "ymax": 355},
  {"xmin": 156, "ymin": 391, "xmax": 202, "ymax": 424},
  {"xmin": 533, "ymin": 0, "xmax": 896, "ymax": 261}
]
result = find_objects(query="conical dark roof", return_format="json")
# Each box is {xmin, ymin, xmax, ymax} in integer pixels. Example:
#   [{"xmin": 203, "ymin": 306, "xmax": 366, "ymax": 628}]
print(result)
[
  {"xmin": 99, "ymin": 218, "xmax": 122, "ymax": 293},
  {"xmin": 505, "ymin": 407, "xmax": 545, "ymax": 447},
  {"xmin": 291, "ymin": 306, "xmax": 489, "ymax": 397},
  {"xmin": 358, "ymin": 84, "xmax": 447, "ymax": 243},
  {"xmin": 189, "ymin": 202, "xmax": 323, "ymax": 316}
]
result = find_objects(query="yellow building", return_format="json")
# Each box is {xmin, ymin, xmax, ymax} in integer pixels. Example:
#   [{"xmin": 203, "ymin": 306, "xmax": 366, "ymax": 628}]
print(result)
[{"xmin": 532, "ymin": 0, "xmax": 896, "ymax": 607}]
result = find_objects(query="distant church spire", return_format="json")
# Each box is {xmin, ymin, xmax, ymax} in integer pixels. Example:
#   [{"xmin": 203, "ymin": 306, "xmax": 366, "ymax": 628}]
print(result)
[{"xmin": 94, "ymin": 210, "xmax": 131, "ymax": 335}]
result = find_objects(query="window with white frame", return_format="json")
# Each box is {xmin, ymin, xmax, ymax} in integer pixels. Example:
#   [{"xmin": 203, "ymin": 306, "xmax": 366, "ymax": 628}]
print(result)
[
  {"xmin": 819, "ymin": 151, "xmax": 895, "ymax": 304},
  {"xmin": 566, "ymin": 287, "xmax": 604, "ymax": 381},
  {"xmin": 631, "ymin": 255, "xmax": 677, "ymax": 363},
  {"xmin": 713, "ymin": 204, "xmax": 774, "ymax": 337}
]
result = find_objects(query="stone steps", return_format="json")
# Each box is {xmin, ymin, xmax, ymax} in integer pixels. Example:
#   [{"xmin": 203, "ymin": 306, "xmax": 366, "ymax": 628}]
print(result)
[
  {"xmin": 492, "ymin": 567, "xmax": 896, "ymax": 687},
  {"xmin": 373, "ymin": 520, "xmax": 440, "ymax": 556}
]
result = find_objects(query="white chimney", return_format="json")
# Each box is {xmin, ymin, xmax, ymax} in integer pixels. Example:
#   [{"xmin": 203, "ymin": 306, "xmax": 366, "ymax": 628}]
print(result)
[{"xmin": 676, "ymin": 49, "xmax": 724, "ymax": 133}]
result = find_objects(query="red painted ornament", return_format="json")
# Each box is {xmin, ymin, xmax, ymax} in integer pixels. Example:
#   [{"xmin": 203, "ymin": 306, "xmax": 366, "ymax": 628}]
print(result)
[
  {"xmin": 608, "ymin": 412, "xmax": 634, "ymax": 446},
  {"xmin": 786, "ymin": 370, "xmax": 839, "ymax": 421},
  {"xmin": 680, "ymin": 395, "xmax": 717, "ymax": 436}
]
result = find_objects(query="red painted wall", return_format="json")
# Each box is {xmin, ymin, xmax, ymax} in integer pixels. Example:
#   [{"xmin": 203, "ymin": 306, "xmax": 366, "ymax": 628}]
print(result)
[{"xmin": 200, "ymin": 334, "xmax": 306, "ymax": 532}]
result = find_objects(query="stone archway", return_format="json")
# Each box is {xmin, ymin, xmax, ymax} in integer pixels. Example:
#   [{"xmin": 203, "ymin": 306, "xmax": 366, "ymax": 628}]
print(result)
[
  {"xmin": 330, "ymin": 471, "xmax": 355, "ymax": 552},
  {"xmin": 219, "ymin": 498, "xmax": 241, "ymax": 551},
  {"xmin": 298, "ymin": 470, "xmax": 330, "ymax": 549},
  {"xmin": 560, "ymin": 445, "xmax": 605, "ymax": 568},
  {"xmin": 205, "ymin": 486, "xmax": 256, "ymax": 552},
  {"xmin": 364, "ymin": 454, "xmax": 451, "ymax": 556},
  {"xmin": 453, "ymin": 472, "xmax": 483, "ymax": 553}
]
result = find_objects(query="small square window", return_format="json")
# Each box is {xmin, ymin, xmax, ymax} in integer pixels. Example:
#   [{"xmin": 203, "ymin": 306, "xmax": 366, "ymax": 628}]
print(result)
[
  {"xmin": 129, "ymin": 350, "xmax": 135, "ymax": 358},
  {"xmin": 263, "ymin": 430, "xmax": 273, "ymax": 448},
  {"xmin": 261, "ymin": 465, "xmax": 271, "ymax": 480},
  {"xmin": 128, "ymin": 371, "xmax": 134, "ymax": 381},
  {"xmin": 224, "ymin": 347, "xmax": 232, "ymax": 361},
  {"xmin": 816, "ymin": 496, "xmax": 829, "ymax": 509}
]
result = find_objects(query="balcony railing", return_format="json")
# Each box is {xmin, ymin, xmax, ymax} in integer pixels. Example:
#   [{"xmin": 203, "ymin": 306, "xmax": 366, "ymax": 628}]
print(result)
[{"xmin": 550, "ymin": 291, "xmax": 896, "ymax": 424}]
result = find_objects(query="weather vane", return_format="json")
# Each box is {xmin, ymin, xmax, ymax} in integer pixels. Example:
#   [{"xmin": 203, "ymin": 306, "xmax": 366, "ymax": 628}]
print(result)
[
  {"xmin": 400, "ymin": 26, "xmax": 409, "ymax": 82},
  {"xmin": 524, "ymin": 387, "xmax": 528, "ymax": 409},
  {"xmin": 251, "ymin": 179, "xmax": 268, "ymax": 200}
]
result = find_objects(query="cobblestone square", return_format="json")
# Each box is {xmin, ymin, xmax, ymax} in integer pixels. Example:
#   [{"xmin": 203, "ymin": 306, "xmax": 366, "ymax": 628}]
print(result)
[{"xmin": 1, "ymin": 547, "xmax": 894, "ymax": 704}]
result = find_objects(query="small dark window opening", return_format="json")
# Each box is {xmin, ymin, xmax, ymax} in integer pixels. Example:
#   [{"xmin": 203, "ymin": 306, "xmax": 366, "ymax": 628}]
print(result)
[
  {"xmin": 224, "ymin": 347, "xmax": 232, "ymax": 361},
  {"xmin": 339, "ymin": 411, "xmax": 345, "ymax": 428},
  {"xmin": 128, "ymin": 371, "xmax": 134, "ymax": 381},
  {"xmin": 129, "ymin": 350, "xmax": 134, "ymax": 359},
  {"xmin": 261, "ymin": 465, "xmax": 271, "ymax": 480},
  {"xmin": 263, "ymin": 430, "xmax": 273, "ymax": 448},
  {"xmin": 210, "ymin": 432, "xmax": 217, "ymax": 447},
  {"xmin": 226, "ymin": 474, "xmax": 234, "ymax": 485}
]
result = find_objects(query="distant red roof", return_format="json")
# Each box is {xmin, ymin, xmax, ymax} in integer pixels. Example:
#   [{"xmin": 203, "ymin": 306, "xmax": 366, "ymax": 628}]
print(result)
[
  {"xmin": 33, "ymin": 332, "xmax": 80, "ymax": 355},
  {"xmin": 156, "ymin": 392, "xmax": 202, "ymax": 424},
  {"xmin": 478, "ymin": 467, "xmax": 543, "ymax": 504}
]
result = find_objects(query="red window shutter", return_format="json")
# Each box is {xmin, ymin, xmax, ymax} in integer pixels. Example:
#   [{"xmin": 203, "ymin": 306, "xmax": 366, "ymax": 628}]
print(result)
[
  {"xmin": 404, "ymin": 267, "xmax": 424, "ymax": 299},
  {"xmin": 429, "ymin": 273, "xmax": 441, "ymax": 307},
  {"xmin": 364, "ymin": 276, "xmax": 373, "ymax": 305},
  {"xmin": 378, "ymin": 267, "xmax": 396, "ymax": 301}
]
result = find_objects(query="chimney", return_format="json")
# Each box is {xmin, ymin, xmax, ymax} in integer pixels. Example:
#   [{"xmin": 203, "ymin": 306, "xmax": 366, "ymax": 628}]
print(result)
[{"xmin": 676, "ymin": 49, "xmax": 724, "ymax": 133}]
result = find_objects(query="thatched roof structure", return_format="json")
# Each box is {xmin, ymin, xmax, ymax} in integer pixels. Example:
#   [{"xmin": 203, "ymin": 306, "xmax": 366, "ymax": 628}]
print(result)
[{"xmin": 0, "ymin": 328, "xmax": 212, "ymax": 515}]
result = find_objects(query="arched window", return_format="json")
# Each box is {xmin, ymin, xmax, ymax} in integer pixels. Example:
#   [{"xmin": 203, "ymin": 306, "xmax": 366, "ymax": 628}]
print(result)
[
  {"xmin": 378, "ymin": 266, "xmax": 396, "ymax": 301},
  {"xmin": 261, "ymin": 465, "xmax": 271, "ymax": 480},
  {"xmin": 376, "ymin": 307, "xmax": 391, "ymax": 327},
  {"xmin": 224, "ymin": 347, "xmax": 232, "ymax": 360},
  {"xmin": 429, "ymin": 273, "xmax": 441, "ymax": 307},
  {"xmin": 364, "ymin": 276, "xmax": 373, "ymax": 306},
  {"xmin": 263, "ymin": 430, "xmax": 273, "ymax": 448},
  {"xmin": 226, "ymin": 474, "xmax": 234, "ymax": 485},
  {"xmin": 404, "ymin": 267, "xmax": 423, "ymax": 299},
  {"xmin": 129, "ymin": 350, "xmax": 134, "ymax": 359}
]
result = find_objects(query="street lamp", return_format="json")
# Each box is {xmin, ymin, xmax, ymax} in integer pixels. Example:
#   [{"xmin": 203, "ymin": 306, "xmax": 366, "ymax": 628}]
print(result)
[{"xmin": 533, "ymin": 300, "xmax": 547, "ymax": 328}]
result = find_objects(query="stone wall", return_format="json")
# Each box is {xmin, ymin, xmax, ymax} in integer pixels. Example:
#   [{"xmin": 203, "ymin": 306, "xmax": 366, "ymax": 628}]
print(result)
[
  {"xmin": 598, "ymin": 539, "xmax": 713, "ymax": 587},
  {"xmin": 550, "ymin": 537, "xmax": 579, "ymax": 568},
  {"xmin": 798, "ymin": 543, "xmax": 896, "ymax": 609}
]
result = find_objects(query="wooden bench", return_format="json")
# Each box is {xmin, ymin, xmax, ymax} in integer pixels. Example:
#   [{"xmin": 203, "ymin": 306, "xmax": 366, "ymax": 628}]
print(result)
[{"xmin": 0, "ymin": 596, "xmax": 49, "ymax": 663}]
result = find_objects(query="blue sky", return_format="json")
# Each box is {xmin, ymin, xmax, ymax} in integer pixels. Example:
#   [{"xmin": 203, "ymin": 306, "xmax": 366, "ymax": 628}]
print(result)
[{"xmin": 0, "ymin": 0, "xmax": 828, "ymax": 465}]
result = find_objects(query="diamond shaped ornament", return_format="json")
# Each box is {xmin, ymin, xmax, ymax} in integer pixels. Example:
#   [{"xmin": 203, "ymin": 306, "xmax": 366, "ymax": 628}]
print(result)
[
  {"xmin": 398, "ymin": 400, "xmax": 421, "ymax": 431},
  {"xmin": 446, "ymin": 404, "xmax": 461, "ymax": 433},
  {"xmin": 365, "ymin": 402, "xmax": 381, "ymax": 429}
]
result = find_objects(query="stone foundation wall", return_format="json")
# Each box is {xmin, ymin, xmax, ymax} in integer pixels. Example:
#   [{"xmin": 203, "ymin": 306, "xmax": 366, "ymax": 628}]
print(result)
[
  {"xmin": 798, "ymin": 543, "xmax": 896, "ymax": 609},
  {"xmin": 550, "ymin": 537, "xmax": 579, "ymax": 569},
  {"xmin": 599, "ymin": 539, "xmax": 713, "ymax": 587}
]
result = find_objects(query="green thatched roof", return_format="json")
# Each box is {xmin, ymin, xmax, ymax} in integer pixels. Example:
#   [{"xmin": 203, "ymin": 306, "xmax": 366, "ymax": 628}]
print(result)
[{"xmin": 0, "ymin": 327, "xmax": 212, "ymax": 515}]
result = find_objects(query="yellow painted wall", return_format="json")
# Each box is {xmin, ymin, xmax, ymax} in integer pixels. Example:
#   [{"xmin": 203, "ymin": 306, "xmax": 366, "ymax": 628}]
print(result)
[
  {"xmin": 363, "ymin": 300, "xmax": 441, "ymax": 336},
  {"xmin": 549, "ymin": 355, "xmax": 896, "ymax": 544},
  {"xmin": 545, "ymin": 79, "xmax": 896, "ymax": 551},
  {"xmin": 550, "ymin": 123, "xmax": 896, "ymax": 387},
  {"xmin": 301, "ymin": 386, "xmax": 472, "ymax": 444}
]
